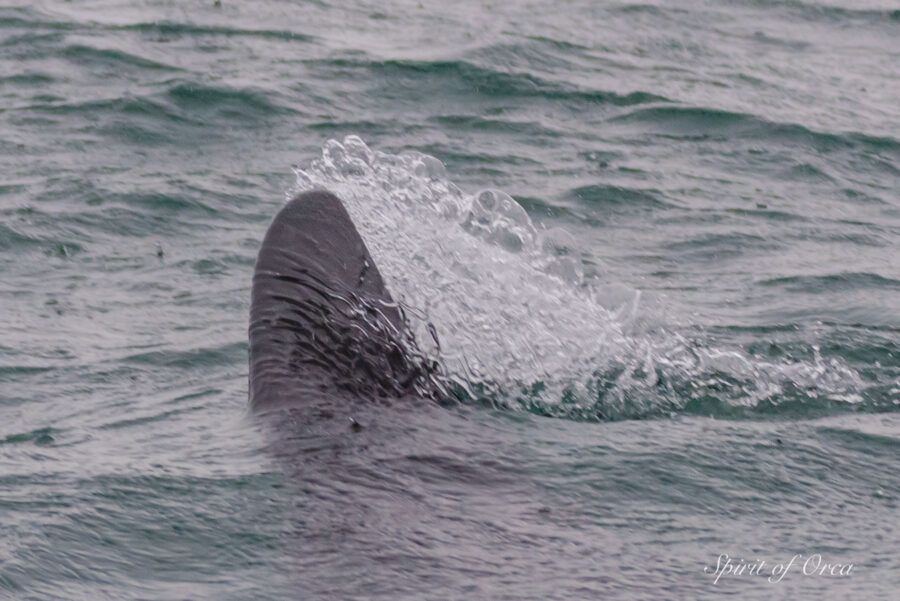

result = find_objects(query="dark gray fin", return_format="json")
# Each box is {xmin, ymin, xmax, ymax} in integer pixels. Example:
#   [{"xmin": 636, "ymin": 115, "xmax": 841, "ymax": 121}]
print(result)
[{"xmin": 249, "ymin": 191, "xmax": 433, "ymax": 409}]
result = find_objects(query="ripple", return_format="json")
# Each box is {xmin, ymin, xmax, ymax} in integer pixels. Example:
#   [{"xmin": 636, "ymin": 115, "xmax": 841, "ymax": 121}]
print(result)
[
  {"xmin": 122, "ymin": 342, "xmax": 247, "ymax": 370},
  {"xmin": 165, "ymin": 81, "xmax": 295, "ymax": 120},
  {"xmin": 567, "ymin": 184, "xmax": 672, "ymax": 213},
  {"xmin": 27, "ymin": 94, "xmax": 189, "ymax": 123},
  {"xmin": 759, "ymin": 272, "xmax": 900, "ymax": 292},
  {"xmin": 663, "ymin": 231, "xmax": 781, "ymax": 260},
  {"xmin": 1, "ymin": 427, "xmax": 60, "ymax": 446},
  {"xmin": 609, "ymin": 105, "xmax": 900, "ymax": 153},
  {"xmin": 744, "ymin": 0, "xmax": 900, "ymax": 26},
  {"xmin": 0, "ymin": 72, "xmax": 55, "ymax": 86},
  {"xmin": 321, "ymin": 58, "xmax": 669, "ymax": 106},
  {"xmin": 430, "ymin": 115, "xmax": 561, "ymax": 137},
  {"xmin": 116, "ymin": 21, "xmax": 314, "ymax": 43},
  {"xmin": 0, "ymin": 7, "xmax": 75, "ymax": 31},
  {"xmin": 59, "ymin": 43, "xmax": 181, "ymax": 72}
]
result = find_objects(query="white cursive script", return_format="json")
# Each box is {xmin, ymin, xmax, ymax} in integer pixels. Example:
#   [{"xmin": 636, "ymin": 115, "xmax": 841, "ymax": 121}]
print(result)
[{"xmin": 704, "ymin": 553, "xmax": 854, "ymax": 584}]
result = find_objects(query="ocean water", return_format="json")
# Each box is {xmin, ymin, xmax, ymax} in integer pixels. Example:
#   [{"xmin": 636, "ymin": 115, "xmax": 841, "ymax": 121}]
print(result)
[{"xmin": 1, "ymin": 0, "xmax": 899, "ymax": 599}]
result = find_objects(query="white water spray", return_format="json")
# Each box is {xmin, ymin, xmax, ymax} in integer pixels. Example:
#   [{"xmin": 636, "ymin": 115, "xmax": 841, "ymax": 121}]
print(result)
[{"xmin": 291, "ymin": 136, "xmax": 863, "ymax": 418}]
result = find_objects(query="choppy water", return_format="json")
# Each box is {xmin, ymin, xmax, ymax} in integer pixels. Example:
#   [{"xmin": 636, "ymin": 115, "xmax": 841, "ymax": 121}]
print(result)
[{"xmin": 2, "ymin": 1, "xmax": 899, "ymax": 599}]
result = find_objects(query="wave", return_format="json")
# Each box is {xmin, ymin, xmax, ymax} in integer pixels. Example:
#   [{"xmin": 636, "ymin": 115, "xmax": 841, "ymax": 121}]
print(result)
[
  {"xmin": 567, "ymin": 184, "xmax": 672, "ymax": 213},
  {"xmin": 0, "ymin": 72, "xmax": 55, "ymax": 86},
  {"xmin": 28, "ymin": 95, "xmax": 187, "ymax": 122},
  {"xmin": 165, "ymin": 81, "xmax": 294, "ymax": 118},
  {"xmin": 760, "ymin": 273, "xmax": 900, "ymax": 292},
  {"xmin": 0, "ymin": 7, "xmax": 76, "ymax": 31},
  {"xmin": 315, "ymin": 58, "xmax": 668, "ymax": 106},
  {"xmin": 608, "ymin": 105, "xmax": 900, "ymax": 153},
  {"xmin": 122, "ymin": 342, "xmax": 247, "ymax": 370},
  {"xmin": 21, "ymin": 81, "xmax": 293, "ymax": 133},
  {"xmin": 59, "ymin": 44, "xmax": 180, "ymax": 71},
  {"xmin": 735, "ymin": 0, "xmax": 900, "ymax": 26},
  {"xmin": 0, "ymin": 7, "xmax": 314, "ymax": 41},
  {"xmin": 115, "ymin": 21, "xmax": 314, "ymax": 42},
  {"xmin": 430, "ymin": 115, "xmax": 562, "ymax": 138}
]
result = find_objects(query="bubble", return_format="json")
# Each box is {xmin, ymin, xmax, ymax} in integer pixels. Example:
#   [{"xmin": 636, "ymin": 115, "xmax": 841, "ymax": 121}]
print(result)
[{"xmin": 462, "ymin": 189, "xmax": 537, "ymax": 253}]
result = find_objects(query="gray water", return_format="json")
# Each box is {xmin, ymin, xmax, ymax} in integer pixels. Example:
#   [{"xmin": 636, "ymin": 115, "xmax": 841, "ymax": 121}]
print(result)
[{"xmin": 1, "ymin": 1, "xmax": 899, "ymax": 599}]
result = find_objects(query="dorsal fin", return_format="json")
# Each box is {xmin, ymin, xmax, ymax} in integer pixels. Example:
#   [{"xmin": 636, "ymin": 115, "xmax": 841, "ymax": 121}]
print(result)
[{"xmin": 249, "ymin": 191, "xmax": 432, "ymax": 408}]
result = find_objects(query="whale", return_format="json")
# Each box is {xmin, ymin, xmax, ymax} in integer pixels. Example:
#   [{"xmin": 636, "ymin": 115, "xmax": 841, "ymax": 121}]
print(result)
[{"xmin": 249, "ymin": 190, "xmax": 438, "ymax": 410}]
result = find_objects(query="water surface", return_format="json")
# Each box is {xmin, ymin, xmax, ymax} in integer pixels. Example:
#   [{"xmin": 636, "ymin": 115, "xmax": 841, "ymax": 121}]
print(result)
[{"xmin": 1, "ymin": 1, "xmax": 898, "ymax": 599}]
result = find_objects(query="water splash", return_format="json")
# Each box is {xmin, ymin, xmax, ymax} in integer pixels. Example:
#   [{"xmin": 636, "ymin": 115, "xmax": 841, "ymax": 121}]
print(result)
[{"xmin": 290, "ymin": 136, "xmax": 864, "ymax": 419}]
